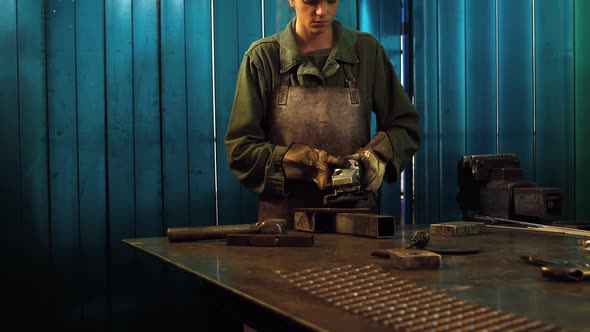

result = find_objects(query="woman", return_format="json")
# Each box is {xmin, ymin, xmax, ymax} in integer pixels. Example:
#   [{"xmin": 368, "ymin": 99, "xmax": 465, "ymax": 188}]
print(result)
[{"xmin": 225, "ymin": 0, "xmax": 420, "ymax": 228}]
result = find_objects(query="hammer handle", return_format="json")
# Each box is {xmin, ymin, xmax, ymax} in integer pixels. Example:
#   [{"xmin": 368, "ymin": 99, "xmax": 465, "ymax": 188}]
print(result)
[{"xmin": 167, "ymin": 224, "xmax": 255, "ymax": 242}]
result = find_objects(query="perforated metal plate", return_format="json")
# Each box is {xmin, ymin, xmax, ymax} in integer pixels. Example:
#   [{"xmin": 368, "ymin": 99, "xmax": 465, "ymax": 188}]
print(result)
[{"xmin": 277, "ymin": 264, "xmax": 565, "ymax": 331}]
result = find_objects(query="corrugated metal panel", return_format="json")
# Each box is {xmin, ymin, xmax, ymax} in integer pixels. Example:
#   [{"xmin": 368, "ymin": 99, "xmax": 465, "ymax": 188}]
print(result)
[
  {"xmin": 359, "ymin": 0, "xmax": 402, "ymax": 220},
  {"xmin": 465, "ymin": 0, "xmax": 497, "ymax": 156},
  {"xmin": 413, "ymin": 0, "xmax": 440, "ymax": 225},
  {"xmin": 535, "ymin": 0, "xmax": 575, "ymax": 220},
  {"xmin": 498, "ymin": 0, "xmax": 534, "ymax": 180},
  {"xmin": 575, "ymin": 0, "xmax": 590, "ymax": 220},
  {"xmin": 438, "ymin": 0, "xmax": 466, "ymax": 222}
]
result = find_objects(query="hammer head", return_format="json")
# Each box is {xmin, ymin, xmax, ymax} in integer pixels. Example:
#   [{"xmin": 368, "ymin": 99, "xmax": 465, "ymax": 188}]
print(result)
[{"xmin": 252, "ymin": 218, "xmax": 288, "ymax": 235}]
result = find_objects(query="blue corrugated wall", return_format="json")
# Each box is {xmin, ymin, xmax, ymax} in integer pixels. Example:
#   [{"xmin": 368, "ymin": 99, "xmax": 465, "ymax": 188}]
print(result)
[
  {"xmin": 413, "ymin": 0, "xmax": 587, "ymax": 224},
  {"xmin": 1, "ymin": 0, "xmax": 588, "ymax": 330}
]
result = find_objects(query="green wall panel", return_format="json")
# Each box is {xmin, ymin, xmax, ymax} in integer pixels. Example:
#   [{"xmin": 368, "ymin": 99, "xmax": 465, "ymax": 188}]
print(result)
[
  {"xmin": 359, "ymin": 0, "xmax": 402, "ymax": 219},
  {"xmin": 186, "ymin": 0, "xmax": 216, "ymax": 226},
  {"xmin": 465, "ymin": 0, "xmax": 497, "ymax": 155},
  {"xmin": 498, "ymin": 0, "xmax": 534, "ymax": 180},
  {"xmin": 214, "ymin": 0, "xmax": 241, "ymax": 226},
  {"xmin": 437, "ymin": 0, "xmax": 466, "ymax": 222},
  {"xmin": 162, "ymin": 0, "xmax": 190, "ymax": 229},
  {"xmin": 46, "ymin": 0, "xmax": 81, "ymax": 323},
  {"xmin": 237, "ymin": 0, "xmax": 263, "ymax": 224},
  {"xmin": 575, "ymin": 0, "xmax": 590, "ymax": 220},
  {"xmin": 264, "ymin": 0, "xmax": 293, "ymax": 36},
  {"xmin": 7, "ymin": 0, "xmax": 51, "ymax": 325},
  {"xmin": 335, "ymin": 0, "xmax": 357, "ymax": 31},
  {"xmin": 22, "ymin": 0, "xmax": 51, "ymax": 320},
  {"xmin": 133, "ymin": 0, "xmax": 162, "ymax": 237},
  {"xmin": 0, "ymin": 0, "xmax": 20, "ymax": 240},
  {"xmin": 18, "ymin": 2, "xmax": 49, "ymax": 254},
  {"xmin": 75, "ymin": 0, "xmax": 108, "ymax": 326},
  {"xmin": 132, "ymin": 2, "xmax": 166, "ymax": 327},
  {"xmin": 105, "ymin": 0, "xmax": 137, "ymax": 327},
  {"xmin": 413, "ymin": 0, "xmax": 439, "ymax": 224},
  {"xmin": 535, "ymin": 0, "xmax": 575, "ymax": 219},
  {"xmin": 214, "ymin": 0, "xmax": 261, "ymax": 225}
]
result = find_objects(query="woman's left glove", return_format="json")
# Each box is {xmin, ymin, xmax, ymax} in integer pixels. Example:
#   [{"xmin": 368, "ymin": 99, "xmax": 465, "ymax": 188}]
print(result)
[
  {"xmin": 345, "ymin": 132, "xmax": 394, "ymax": 193},
  {"xmin": 283, "ymin": 143, "xmax": 351, "ymax": 190}
]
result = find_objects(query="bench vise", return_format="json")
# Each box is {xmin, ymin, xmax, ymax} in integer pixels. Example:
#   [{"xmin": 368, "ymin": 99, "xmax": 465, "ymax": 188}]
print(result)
[{"xmin": 457, "ymin": 154, "xmax": 565, "ymax": 223}]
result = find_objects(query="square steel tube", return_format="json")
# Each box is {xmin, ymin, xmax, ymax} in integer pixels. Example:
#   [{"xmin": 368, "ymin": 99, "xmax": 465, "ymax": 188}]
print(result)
[{"xmin": 293, "ymin": 208, "xmax": 394, "ymax": 238}]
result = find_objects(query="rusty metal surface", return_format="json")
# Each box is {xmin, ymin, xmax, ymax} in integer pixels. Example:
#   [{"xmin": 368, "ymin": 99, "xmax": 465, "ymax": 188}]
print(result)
[
  {"xmin": 278, "ymin": 264, "xmax": 563, "ymax": 331},
  {"xmin": 123, "ymin": 225, "xmax": 590, "ymax": 332},
  {"xmin": 226, "ymin": 234, "xmax": 315, "ymax": 247}
]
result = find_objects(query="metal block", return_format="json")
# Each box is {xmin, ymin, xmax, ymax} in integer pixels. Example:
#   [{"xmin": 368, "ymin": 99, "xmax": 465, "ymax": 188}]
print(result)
[
  {"xmin": 430, "ymin": 221, "xmax": 486, "ymax": 237},
  {"xmin": 388, "ymin": 249, "xmax": 441, "ymax": 270}
]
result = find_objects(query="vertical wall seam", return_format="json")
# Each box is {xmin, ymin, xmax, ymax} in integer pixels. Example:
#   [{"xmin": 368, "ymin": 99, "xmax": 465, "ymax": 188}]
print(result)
[
  {"xmin": 157, "ymin": 0, "xmax": 165, "ymax": 234},
  {"xmin": 183, "ymin": 0, "xmax": 191, "ymax": 225},
  {"xmin": 74, "ymin": 0, "xmax": 82, "ymax": 260},
  {"xmin": 261, "ymin": 0, "xmax": 265, "ymax": 37},
  {"xmin": 464, "ymin": 0, "xmax": 467, "ymax": 154},
  {"xmin": 495, "ymin": 0, "xmax": 499, "ymax": 154},
  {"xmin": 16, "ymin": 0, "xmax": 23, "ymax": 230},
  {"xmin": 532, "ymin": 0, "xmax": 537, "ymax": 182},
  {"xmin": 211, "ymin": 0, "xmax": 219, "ymax": 226},
  {"xmin": 131, "ymin": 0, "xmax": 137, "ymax": 236},
  {"xmin": 43, "ymin": 0, "xmax": 53, "ymax": 255},
  {"xmin": 73, "ymin": 5, "xmax": 84, "ymax": 314},
  {"xmin": 101, "ymin": 0, "xmax": 112, "ymax": 323},
  {"xmin": 436, "ymin": 0, "xmax": 441, "ymax": 221},
  {"xmin": 572, "ymin": 0, "xmax": 576, "ymax": 219}
]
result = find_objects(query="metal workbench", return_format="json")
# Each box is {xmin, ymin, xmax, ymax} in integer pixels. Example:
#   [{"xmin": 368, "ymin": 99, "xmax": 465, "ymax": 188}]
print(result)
[{"xmin": 123, "ymin": 225, "xmax": 589, "ymax": 331}]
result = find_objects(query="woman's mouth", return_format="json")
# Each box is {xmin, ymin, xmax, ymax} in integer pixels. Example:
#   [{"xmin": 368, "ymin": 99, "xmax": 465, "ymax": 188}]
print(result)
[{"xmin": 311, "ymin": 21, "xmax": 328, "ymax": 26}]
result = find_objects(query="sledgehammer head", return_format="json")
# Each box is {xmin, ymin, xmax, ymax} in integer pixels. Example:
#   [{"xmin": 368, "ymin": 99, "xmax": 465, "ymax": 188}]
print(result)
[{"xmin": 252, "ymin": 218, "xmax": 288, "ymax": 235}]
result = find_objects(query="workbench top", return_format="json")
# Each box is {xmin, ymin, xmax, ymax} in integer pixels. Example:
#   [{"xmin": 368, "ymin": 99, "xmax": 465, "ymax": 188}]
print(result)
[{"xmin": 123, "ymin": 225, "xmax": 589, "ymax": 332}]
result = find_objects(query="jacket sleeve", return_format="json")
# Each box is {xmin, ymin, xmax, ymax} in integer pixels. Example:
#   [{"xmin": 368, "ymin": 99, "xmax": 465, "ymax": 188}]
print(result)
[
  {"xmin": 224, "ymin": 52, "xmax": 288, "ymax": 196},
  {"xmin": 371, "ymin": 43, "xmax": 421, "ymax": 183}
]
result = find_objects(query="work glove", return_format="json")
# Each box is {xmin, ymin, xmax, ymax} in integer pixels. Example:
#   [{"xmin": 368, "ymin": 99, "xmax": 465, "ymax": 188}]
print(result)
[
  {"xmin": 345, "ymin": 132, "xmax": 394, "ymax": 193},
  {"xmin": 283, "ymin": 143, "xmax": 350, "ymax": 190}
]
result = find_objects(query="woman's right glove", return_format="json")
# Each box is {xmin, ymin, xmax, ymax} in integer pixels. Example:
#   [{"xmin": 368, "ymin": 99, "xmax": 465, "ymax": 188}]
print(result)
[
  {"xmin": 345, "ymin": 132, "xmax": 394, "ymax": 193},
  {"xmin": 282, "ymin": 143, "xmax": 350, "ymax": 190}
]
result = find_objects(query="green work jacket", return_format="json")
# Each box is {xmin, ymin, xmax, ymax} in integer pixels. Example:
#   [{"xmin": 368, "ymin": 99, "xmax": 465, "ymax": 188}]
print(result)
[{"xmin": 225, "ymin": 18, "xmax": 420, "ymax": 197}]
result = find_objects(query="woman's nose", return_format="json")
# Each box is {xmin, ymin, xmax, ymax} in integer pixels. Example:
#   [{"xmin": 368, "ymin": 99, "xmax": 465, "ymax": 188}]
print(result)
[{"xmin": 315, "ymin": 1, "xmax": 327, "ymax": 16}]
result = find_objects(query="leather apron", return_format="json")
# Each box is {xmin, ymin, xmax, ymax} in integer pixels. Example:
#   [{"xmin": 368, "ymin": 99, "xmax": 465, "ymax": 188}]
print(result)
[{"xmin": 258, "ymin": 64, "xmax": 378, "ymax": 227}]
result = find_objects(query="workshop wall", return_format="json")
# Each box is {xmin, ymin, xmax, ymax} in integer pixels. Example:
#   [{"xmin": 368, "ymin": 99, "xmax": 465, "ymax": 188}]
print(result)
[
  {"xmin": 0, "ymin": 0, "xmax": 398, "ymax": 330},
  {"xmin": 413, "ymin": 0, "xmax": 589, "ymax": 224},
  {"xmin": 3, "ymin": 0, "xmax": 587, "ymax": 330}
]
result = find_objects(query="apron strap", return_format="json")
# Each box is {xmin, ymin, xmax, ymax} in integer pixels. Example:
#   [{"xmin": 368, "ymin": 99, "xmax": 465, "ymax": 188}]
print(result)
[
  {"xmin": 277, "ymin": 74, "xmax": 291, "ymax": 106},
  {"xmin": 342, "ymin": 64, "xmax": 360, "ymax": 105}
]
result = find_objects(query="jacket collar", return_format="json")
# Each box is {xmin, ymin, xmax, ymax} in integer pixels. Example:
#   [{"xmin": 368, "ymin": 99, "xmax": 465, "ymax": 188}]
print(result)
[{"xmin": 278, "ymin": 18, "xmax": 359, "ymax": 74}]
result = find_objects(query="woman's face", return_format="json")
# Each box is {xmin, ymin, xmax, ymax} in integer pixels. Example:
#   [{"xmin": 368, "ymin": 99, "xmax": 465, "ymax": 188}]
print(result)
[{"xmin": 290, "ymin": 0, "xmax": 339, "ymax": 35}]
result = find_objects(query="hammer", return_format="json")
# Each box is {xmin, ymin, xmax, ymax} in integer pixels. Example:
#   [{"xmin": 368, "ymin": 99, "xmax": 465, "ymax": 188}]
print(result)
[{"xmin": 167, "ymin": 218, "xmax": 287, "ymax": 242}]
